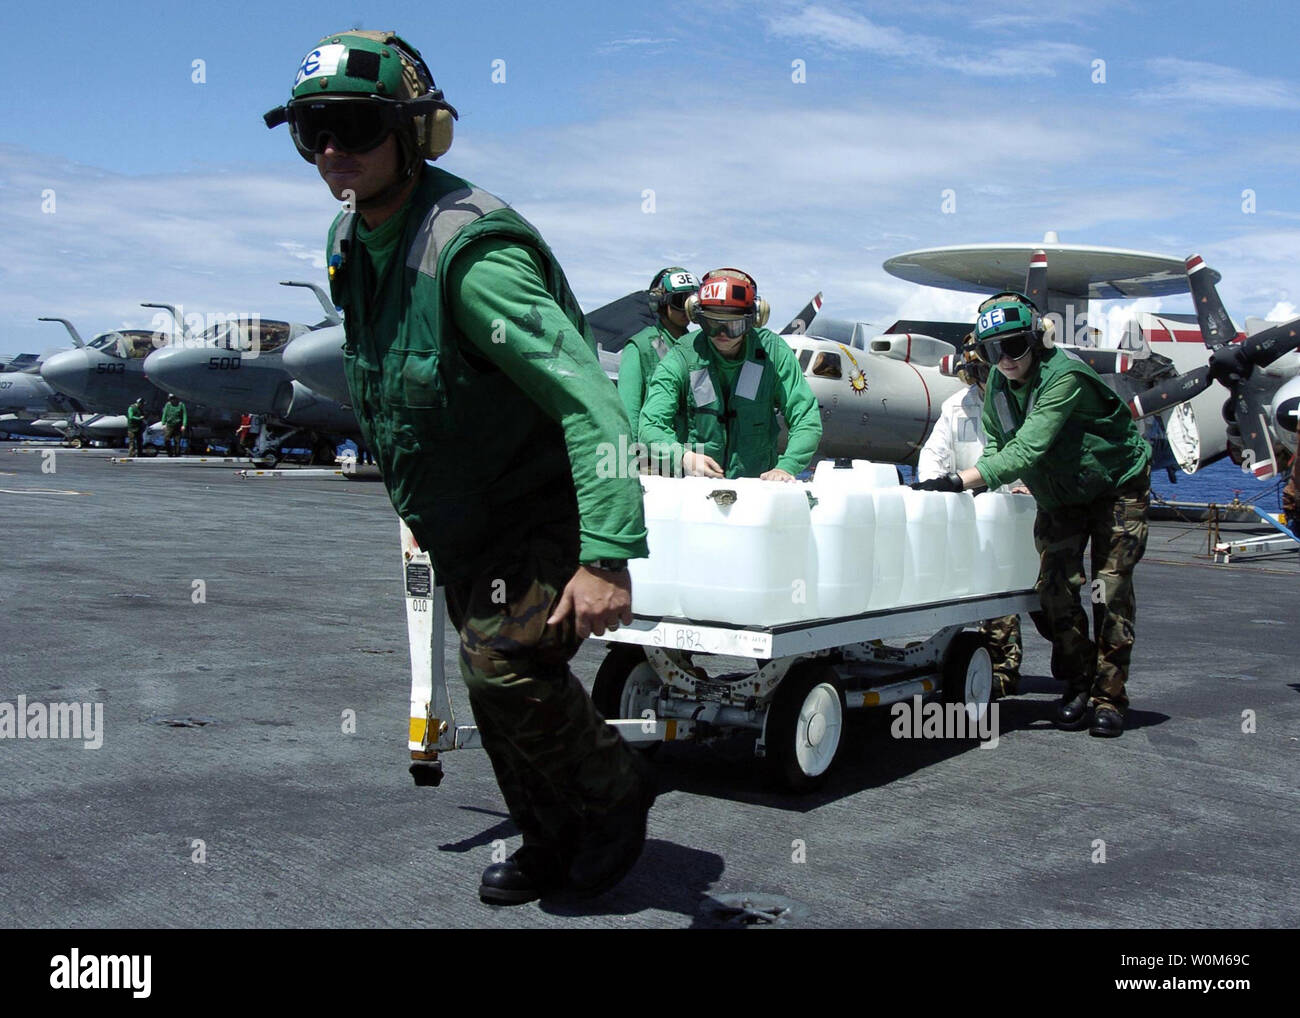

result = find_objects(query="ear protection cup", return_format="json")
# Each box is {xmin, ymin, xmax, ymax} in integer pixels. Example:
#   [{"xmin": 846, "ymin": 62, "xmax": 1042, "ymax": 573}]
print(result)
[
  {"xmin": 684, "ymin": 293, "xmax": 701, "ymax": 323},
  {"xmin": 420, "ymin": 107, "xmax": 454, "ymax": 160},
  {"xmin": 754, "ymin": 298, "xmax": 770, "ymax": 329},
  {"xmin": 360, "ymin": 30, "xmax": 455, "ymax": 161}
]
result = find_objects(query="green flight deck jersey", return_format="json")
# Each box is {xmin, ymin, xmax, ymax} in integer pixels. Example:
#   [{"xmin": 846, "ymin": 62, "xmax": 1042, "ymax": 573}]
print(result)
[
  {"xmin": 160, "ymin": 401, "xmax": 187, "ymax": 429},
  {"xmin": 126, "ymin": 404, "xmax": 145, "ymax": 430},
  {"xmin": 617, "ymin": 320, "xmax": 688, "ymax": 444},
  {"xmin": 326, "ymin": 166, "xmax": 647, "ymax": 582},
  {"xmin": 638, "ymin": 326, "xmax": 822, "ymax": 478},
  {"xmin": 976, "ymin": 346, "xmax": 1151, "ymax": 510}
]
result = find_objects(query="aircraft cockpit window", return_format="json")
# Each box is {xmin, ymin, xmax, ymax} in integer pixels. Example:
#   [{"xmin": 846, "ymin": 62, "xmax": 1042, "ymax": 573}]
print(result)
[
  {"xmin": 120, "ymin": 332, "xmax": 161, "ymax": 358},
  {"xmin": 798, "ymin": 349, "xmax": 813, "ymax": 372},
  {"xmin": 811, "ymin": 352, "xmax": 842, "ymax": 379},
  {"xmin": 250, "ymin": 320, "xmax": 292, "ymax": 353},
  {"xmin": 204, "ymin": 319, "xmax": 292, "ymax": 353},
  {"xmin": 87, "ymin": 333, "xmax": 118, "ymax": 351}
]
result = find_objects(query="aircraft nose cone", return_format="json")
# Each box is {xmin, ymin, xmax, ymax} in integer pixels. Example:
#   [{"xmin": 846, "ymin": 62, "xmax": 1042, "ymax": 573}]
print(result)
[
  {"xmin": 143, "ymin": 346, "xmax": 186, "ymax": 385},
  {"xmin": 283, "ymin": 327, "xmax": 350, "ymax": 404},
  {"xmin": 39, "ymin": 349, "xmax": 94, "ymax": 401}
]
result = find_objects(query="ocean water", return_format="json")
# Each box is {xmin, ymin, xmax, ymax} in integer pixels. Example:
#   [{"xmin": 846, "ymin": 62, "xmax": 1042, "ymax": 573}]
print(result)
[
  {"xmin": 897, "ymin": 454, "xmax": 1292, "ymax": 513},
  {"xmin": 1150, "ymin": 455, "xmax": 1290, "ymax": 513}
]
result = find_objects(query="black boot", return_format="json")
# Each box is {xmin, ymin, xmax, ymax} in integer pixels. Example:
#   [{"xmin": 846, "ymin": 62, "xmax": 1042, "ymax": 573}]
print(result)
[
  {"xmin": 479, "ymin": 845, "xmax": 568, "ymax": 906},
  {"xmin": 567, "ymin": 759, "xmax": 657, "ymax": 899},
  {"xmin": 1089, "ymin": 704, "xmax": 1125, "ymax": 738},
  {"xmin": 1054, "ymin": 690, "xmax": 1092, "ymax": 730}
]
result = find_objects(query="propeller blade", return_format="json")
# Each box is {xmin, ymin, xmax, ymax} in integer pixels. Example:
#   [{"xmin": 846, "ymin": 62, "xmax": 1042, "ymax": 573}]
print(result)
[
  {"xmin": 1234, "ymin": 388, "xmax": 1278, "ymax": 479},
  {"xmin": 1238, "ymin": 317, "xmax": 1300, "ymax": 370},
  {"xmin": 1185, "ymin": 254, "xmax": 1235, "ymax": 349},
  {"xmin": 1065, "ymin": 348, "xmax": 1133, "ymax": 375},
  {"xmin": 1024, "ymin": 250, "xmax": 1047, "ymax": 312},
  {"xmin": 1128, "ymin": 365, "xmax": 1212, "ymax": 419}
]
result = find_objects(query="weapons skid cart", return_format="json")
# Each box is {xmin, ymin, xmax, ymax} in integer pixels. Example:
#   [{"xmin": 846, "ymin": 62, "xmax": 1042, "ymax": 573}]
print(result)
[{"xmin": 400, "ymin": 521, "xmax": 1037, "ymax": 792}]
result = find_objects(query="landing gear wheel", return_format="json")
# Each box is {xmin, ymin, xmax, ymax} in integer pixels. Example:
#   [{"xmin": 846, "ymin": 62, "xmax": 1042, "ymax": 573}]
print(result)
[
  {"xmin": 591, "ymin": 645, "xmax": 662, "ymax": 757},
  {"xmin": 254, "ymin": 449, "xmax": 281, "ymax": 468},
  {"xmin": 942, "ymin": 631, "xmax": 994, "ymax": 734},
  {"xmin": 68, "ymin": 436, "xmax": 85, "ymax": 449},
  {"xmin": 764, "ymin": 663, "xmax": 845, "ymax": 792}
]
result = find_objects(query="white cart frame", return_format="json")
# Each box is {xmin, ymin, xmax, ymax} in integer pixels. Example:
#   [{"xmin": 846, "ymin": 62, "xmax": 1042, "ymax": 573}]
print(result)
[{"xmin": 399, "ymin": 522, "xmax": 1037, "ymax": 791}]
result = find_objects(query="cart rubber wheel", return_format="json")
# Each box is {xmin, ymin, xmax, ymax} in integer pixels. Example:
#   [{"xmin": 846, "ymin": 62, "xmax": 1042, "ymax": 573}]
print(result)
[
  {"xmin": 591, "ymin": 645, "xmax": 661, "ymax": 757},
  {"xmin": 765, "ymin": 663, "xmax": 845, "ymax": 792},
  {"xmin": 941, "ymin": 631, "xmax": 994, "ymax": 733}
]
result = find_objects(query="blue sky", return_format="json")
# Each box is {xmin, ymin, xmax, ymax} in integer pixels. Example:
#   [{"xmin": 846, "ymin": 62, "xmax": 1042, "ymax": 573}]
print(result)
[{"xmin": 3, "ymin": 0, "xmax": 1300, "ymax": 356}]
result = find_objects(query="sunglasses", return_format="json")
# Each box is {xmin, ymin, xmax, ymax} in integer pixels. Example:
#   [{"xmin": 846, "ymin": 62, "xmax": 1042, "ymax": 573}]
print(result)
[{"xmin": 978, "ymin": 331, "xmax": 1032, "ymax": 363}]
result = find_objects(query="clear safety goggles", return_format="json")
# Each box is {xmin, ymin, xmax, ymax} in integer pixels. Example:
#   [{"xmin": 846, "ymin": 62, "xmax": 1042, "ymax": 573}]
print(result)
[{"xmin": 699, "ymin": 313, "xmax": 752, "ymax": 340}]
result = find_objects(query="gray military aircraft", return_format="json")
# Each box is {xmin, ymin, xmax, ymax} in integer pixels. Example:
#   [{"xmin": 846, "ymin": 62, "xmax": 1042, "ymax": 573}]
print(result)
[
  {"xmin": 140, "ymin": 296, "xmax": 357, "ymax": 462},
  {"xmin": 36, "ymin": 318, "xmax": 239, "ymax": 450}
]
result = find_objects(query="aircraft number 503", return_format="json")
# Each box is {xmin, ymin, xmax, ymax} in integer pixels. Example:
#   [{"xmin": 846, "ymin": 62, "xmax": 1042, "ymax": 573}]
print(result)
[{"xmin": 208, "ymin": 356, "xmax": 241, "ymax": 370}]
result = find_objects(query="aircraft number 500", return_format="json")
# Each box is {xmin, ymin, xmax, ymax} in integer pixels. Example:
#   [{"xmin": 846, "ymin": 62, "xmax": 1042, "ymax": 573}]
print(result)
[
  {"xmin": 208, "ymin": 356, "xmax": 240, "ymax": 370},
  {"xmin": 95, "ymin": 362, "xmax": 125, "ymax": 374}
]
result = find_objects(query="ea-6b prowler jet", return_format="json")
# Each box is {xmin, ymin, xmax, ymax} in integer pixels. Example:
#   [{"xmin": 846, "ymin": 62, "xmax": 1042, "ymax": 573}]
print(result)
[
  {"xmin": 140, "ymin": 294, "xmax": 358, "ymax": 462},
  {"xmin": 36, "ymin": 317, "xmax": 238, "ymax": 449}
]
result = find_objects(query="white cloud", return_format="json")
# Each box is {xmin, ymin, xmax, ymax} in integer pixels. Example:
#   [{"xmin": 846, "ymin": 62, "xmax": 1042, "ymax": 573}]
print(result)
[
  {"xmin": 1136, "ymin": 58, "xmax": 1300, "ymax": 109},
  {"xmin": 762, "ymin": 3, "xmax": 1091, "ymax": 77}
]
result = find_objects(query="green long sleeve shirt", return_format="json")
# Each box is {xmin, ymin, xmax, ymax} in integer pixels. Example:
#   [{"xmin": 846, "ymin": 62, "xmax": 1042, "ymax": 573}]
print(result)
[
  {"xmin": 617, "ymin": 320, "xmax": 686, "ymax": 443},
  {"xmin": 444, "ymin": 237, "xmax": 648, "ymax": 563},
  {"xmin": 638, "ymin": 326, "xmax": 822, "ymax": 478},
  {"xmin": 334, "ymin": 167, "xmax": 648, "ymax": 579},
  {"xmin": 976, "ymin": 348, "xmax": 1150, "ymax": 509}
]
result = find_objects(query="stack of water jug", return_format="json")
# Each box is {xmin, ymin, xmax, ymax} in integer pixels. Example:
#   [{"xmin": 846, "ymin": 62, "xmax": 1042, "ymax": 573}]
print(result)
[{"xmin": 630, "ymin": 460, "xmax": 1040, "ymax": 626}]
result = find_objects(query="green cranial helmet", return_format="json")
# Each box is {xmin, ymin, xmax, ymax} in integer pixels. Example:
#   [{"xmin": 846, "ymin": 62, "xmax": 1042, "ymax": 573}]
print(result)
[
  {"xmin": 264, "ymin": 30, "xmax": 458, "ymax": 173},
  {"xmin": 974, "ymin": 291, "xmax": 1044, "ymax": 364},
  {"xmin": 648, "ymin": 267, "xmax": 699, "ymax": 313}
]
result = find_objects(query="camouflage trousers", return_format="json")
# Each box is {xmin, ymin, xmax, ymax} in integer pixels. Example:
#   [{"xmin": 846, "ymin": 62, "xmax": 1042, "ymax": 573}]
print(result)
[
  {"xmin": 163, "ymin": 424, "xmax": 182, "ymax": 457},
  {"xmin": 443, "ymin": 522, "xmax": 644, "ymax": 856},
  {"xmin": 1030, "ymin": 471, "xmax": 1150, "ymax": 709},
  {"xmin": 979, "ymin": 614, "xmax": 1022, "ymax": 693}
]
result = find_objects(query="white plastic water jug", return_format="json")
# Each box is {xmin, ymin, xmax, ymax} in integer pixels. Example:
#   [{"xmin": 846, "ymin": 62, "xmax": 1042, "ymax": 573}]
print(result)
[
  {"xmin": 676, "ymin": 477, "xmax": 818, "ymax": 625},
  {"xmin": 1006, "ymin": 494, "xmax": 1039, "ymax": 589},
  {"xmin": 972, "ymin": 492, "xmax": 1013, "ymax": 596},
  {"xmin": 940, "ymin": 491, "xmax": 976, "ymax": 597},
  {"xmin": 868, "ymin": 486, "xmax": 907, "ymax": 610},
  {"xmin": 811, "ymin": 458, "xmax": 900, "ymax": 489},
  {"xmin": 850, "ymin": 459, "xmax": 903, "ymax": 487},
  {"xmin": 629, "ymin": 474, "xmax": 682, "ymax": 617},
  {"xmin": 898, "ymin": 489, "xmax": 949, "ymax": 606},
  {"xmin": 809, "ymin": 478, "xmax": 875, "ymax": 617}
]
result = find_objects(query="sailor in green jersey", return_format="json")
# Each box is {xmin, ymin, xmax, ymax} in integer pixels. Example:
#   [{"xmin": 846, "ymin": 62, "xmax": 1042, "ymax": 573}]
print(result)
[
  {"xmin": 160, "ymin": 394, "xmax": 187, "ymax": 457},
  {"xmin": 638, "ymin": 267, "xmax": 822, "ymax": 479},
  {"xmin": 913, "ymin": 292, "xmax": 1151, "ymax": 738},
  {"xmin": 617, "ymin": 267, "xmax": 697, "ymax": 444},
  {"xmin": 125, "ymin": 398, "xmax": 146, "ymax": 458},
  {"xmin": 265, "ymin": 30, "xmax": 654, "ymax": 906}
]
